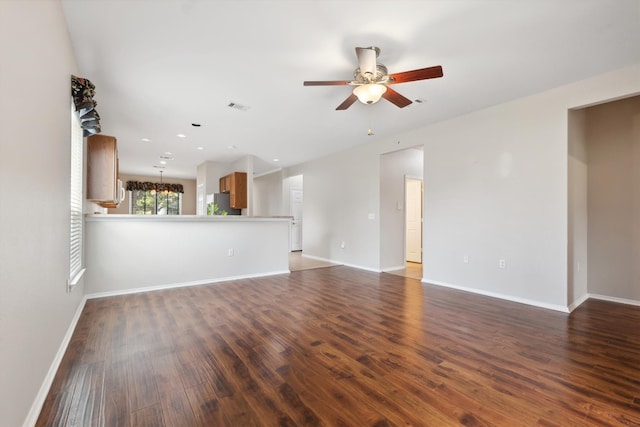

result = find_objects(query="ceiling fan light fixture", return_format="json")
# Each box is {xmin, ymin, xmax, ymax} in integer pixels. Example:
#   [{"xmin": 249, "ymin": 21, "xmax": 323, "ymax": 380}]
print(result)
[{"xmin": 353, "ymin": 84, "xmax": 387, "ymax": 105}]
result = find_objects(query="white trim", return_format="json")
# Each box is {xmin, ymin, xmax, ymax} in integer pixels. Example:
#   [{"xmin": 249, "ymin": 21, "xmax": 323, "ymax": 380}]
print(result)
[
  {"xmin": 342, "ymin": 263, "xmax": 381, "ymax": 273},
  {"xmin": 299, "ymin": 254, "xmax": 380, "ymax": 272},
  {"xmin": 422, "ymin": 278, "xmax": 570, "ymax": 313},
  {"xmin": 588, "ymin": 293, "xmax": 640, "ymax": 307},
  {"xmin": 567, "ymin": 293, "xmax": 589, "ymax": 312},
  {"xmin": 253, "ymin": 168, "xmax": 282, "ymax": 178},
  {"xmin": 299, "ymin": 253, "xmax": 331, "ymax": 262},
  {"xmin": 382, "ymin": 265, "xmax": 407, "ymax": 272},
  {"xmin": 85, "ymin": 270, "xmax": 290, "ymax": 300},
  {"xmin": 67, "ymin": 267, "xmax": 86, "ymax": 289},
  {"xmin": 23, "ymin": 296, "xmax": 88, "ymax": 427}
]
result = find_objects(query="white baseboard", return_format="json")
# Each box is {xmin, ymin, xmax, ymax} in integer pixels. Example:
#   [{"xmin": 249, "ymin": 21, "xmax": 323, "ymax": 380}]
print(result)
[
  {"xmin": 382, "ymin": 265, "xmax": 406, "ymax": 272},
  {"xmin": 342, "ymin": 262, "xmax": 381, "ymax": 273},
  {"xmin": 299, "ymin": 254, "xmax": 381, "ymax": 273},
  {"xmin": 299, "ymin": 253, "xmax": 337, "ymax": 263},
  {"xmin": 588, "ymin": 293, "xmax": 640, "ymax": 307},
  {"xmin": 85, "ymin": 270, "xmax": 290, "ymax": 300},
  {"xmin": 567, "ymin": 293, "xmax": 590, "ymax": 312},
  {"xmin": 422, "ymin": 278, "xmax": 570, "ymax": 313},
  {"xmin": 23, "ymin": 296, "xmax": 88, "ymax": 427}
]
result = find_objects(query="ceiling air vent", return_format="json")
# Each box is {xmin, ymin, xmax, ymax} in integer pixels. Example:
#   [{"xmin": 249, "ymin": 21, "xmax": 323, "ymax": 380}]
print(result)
[{"xmin": 228, "ymin": 102, "xmax": 250, "ymax": 112}]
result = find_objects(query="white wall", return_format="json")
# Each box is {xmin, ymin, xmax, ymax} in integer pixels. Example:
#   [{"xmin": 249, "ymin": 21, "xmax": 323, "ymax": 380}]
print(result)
[
  {"xmin": 290, "ymin": 64, "xmax": 639, "ymax": 309},
  {"xmin": 380, "ymin": 148, "xmax": 424, "ymax": 271},
  {"xmin": 0, "ymin": 2, "xmax": 85, "ymax": 425},
  {"xmin": 253, "ymin": 170, "xmax": 284, "ymax": 216},
  {"xmin": 84, "ymin": 216, "xmax": 290, "ymax": 295},
  {"xmin": 417, "ymin": 65, "xmax": 638, "ymax": 309},
  {"xmin": 288, "ymin": 146, "xmax": 384, "ymax": 270}
]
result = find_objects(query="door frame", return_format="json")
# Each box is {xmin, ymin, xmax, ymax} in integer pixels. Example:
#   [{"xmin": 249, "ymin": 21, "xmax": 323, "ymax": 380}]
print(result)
[
  {"xmin": 404, "ymin": 175, "xmax": 423, "ymax": 264},
  {"xmin": 290, "ymin": 188, "xmax": 303, "ymax": 251}
]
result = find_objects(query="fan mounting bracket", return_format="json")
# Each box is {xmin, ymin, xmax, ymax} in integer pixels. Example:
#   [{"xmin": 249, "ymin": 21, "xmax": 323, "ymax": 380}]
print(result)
[{"xmin": 353, "ymin": 63, "xmax": 389, "ymax": 85}]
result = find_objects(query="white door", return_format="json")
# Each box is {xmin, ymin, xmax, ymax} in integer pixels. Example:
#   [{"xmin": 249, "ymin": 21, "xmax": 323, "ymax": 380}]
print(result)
[
  {"xmin": 290, "ymin": 189, "xmax": 303, "ymax": 251},
  {"xmin": 405, "ymin": 178, "xmax": 423, "ymax": 263}
]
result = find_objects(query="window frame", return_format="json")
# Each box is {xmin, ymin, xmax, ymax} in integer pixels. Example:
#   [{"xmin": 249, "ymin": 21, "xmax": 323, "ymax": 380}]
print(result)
[
  {"xmin": 68, "ymin": 101, "xmax": 85, "ymax": 290},
  {"xmin": 129, "ymin": 189, "xmax": 182, "ymax": 215}
]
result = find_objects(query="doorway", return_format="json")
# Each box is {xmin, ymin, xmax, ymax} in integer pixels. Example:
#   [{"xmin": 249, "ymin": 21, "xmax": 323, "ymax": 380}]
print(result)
[
  {"xmin": 290, "ymin": 188, "xmax": 303, "ymax": 251},
  {"xmin": 405, "ymin": 177, "xmax": 423, "ymax": 264},
  {"xmin": 379, "ymin": 147, "xmax": 424, "ymax": 279}
]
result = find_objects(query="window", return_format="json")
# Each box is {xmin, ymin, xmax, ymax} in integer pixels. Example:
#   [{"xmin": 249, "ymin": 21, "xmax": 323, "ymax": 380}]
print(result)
[
  {"xmin": 130, "ymin": 189, "xmax": 182, "ymax": 215},
  {"xmin": 68, "ymin": 101, "xmax": 85, "ymax": 289},
  {"xmin": 127, "ymin": 180, "xmax": 184, "ymax": 215}
]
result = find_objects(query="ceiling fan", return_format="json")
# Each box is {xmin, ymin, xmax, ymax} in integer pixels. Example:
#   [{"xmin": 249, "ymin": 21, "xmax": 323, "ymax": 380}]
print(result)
[{"xmin": 304, "ymin": 46, "xmax": 443, "ymax": 110}]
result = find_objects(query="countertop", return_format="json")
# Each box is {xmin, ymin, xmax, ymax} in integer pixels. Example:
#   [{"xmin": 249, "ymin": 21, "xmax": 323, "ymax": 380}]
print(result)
[{"xmin": 85, "ymin": 214, "xmax": 293, "ymax": 222}]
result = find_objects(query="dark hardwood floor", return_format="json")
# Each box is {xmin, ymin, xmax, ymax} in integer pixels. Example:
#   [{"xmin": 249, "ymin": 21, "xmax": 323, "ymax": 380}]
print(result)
[{"xmin": 37, "ymin": 266, "xmax": 640, "ymax": 426}]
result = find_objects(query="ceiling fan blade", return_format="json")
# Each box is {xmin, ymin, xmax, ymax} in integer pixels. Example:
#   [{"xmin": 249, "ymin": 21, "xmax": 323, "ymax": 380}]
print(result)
[
  {"xmin": 382, "ymin": 87, "xmax": 412, "ymax": 108},
  {"xmin": 388, "ymin": 65, "xmax": 443, "ymax": 84},
  {"xmin": 355, "ymin": 47, "xmax": 377, "ymax": 78},
  {"xmin": 303, "ymin": 80, "xmax": 351, "ymax": 86},
  {"xmin": 336, "ymin": 93, "xmax": 358, "ymax": 110}
]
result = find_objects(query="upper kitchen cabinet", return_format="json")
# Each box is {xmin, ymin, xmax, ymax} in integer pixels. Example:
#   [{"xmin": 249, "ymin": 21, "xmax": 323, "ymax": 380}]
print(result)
[
  {"xmin": 220, "ymin": 172, "xmax": 247, "ymax": 209},
  {"xmin": 87, "ymin": 134, "xmax": 124, "ymax": 208}
]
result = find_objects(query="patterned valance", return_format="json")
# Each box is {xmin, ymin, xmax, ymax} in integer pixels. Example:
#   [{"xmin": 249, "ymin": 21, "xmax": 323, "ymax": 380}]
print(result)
[
  {"xmin": 71, "ymin": 75, "xmax": 101, "ymax": 137},
  {"xmin": 126, "ymin": 181, "xmax": 184, "ymax": 194}
]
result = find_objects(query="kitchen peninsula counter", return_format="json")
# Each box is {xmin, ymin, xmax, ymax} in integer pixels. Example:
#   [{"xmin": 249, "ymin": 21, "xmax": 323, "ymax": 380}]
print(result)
[
  {"xmin": 84, "ymin": 214, "xmax": 291, "ymax": 297},
  {"xmin": 85, "ymin": 214, "xmax": 292, "ymax": 222}
]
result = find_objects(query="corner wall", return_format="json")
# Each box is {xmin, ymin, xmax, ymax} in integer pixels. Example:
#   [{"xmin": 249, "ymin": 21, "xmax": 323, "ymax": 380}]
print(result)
[
  {"xmin": 0, "ymin": 1, "xmax": 85, "ymax": 425},
  {"xmin": 586, "ymin": 96, "xmax": 640, "ymax": 300},
  {"xmin": 290, "ymin": 64, "xmax": 639, "ymax": 309},
  {"xmin": 567, "ymin": 108, "xmax": 589, "ymax": 307}
]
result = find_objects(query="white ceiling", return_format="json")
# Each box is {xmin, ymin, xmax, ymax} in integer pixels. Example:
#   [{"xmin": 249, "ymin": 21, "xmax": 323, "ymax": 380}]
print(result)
[{"xmin": 61, "ymin": 0, "xmax": 640, "ymax": 179}]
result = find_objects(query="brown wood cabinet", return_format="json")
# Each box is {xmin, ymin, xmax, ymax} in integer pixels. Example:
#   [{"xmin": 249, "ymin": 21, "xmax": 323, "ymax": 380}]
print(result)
[
  {"xmin": 87, "ymin": 134, "xmax": 123, "ymax": 208},
  {"xmin": 219, "ymin": 172, "xmax": 247, "ymax": 209}
]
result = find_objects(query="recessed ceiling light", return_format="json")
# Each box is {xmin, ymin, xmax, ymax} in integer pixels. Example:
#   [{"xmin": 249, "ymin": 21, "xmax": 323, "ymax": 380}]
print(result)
[
  {"xmin": 273, "ymin": 158, "xmax": 280, "ymax": 162},
  {"xmin": 176, "ymin": 133, "xmax": 186, "ymax": 138},
  {"xmin": 160, "ymin": 160, "xmax": 167, "ymax": 165},
  {"xmin": 196, "ymin": 146, "xmax": 204, "ymax": 150},
  {"xmin": 141, "ymin": 138, "xmax": 152, "ymax": 142}
]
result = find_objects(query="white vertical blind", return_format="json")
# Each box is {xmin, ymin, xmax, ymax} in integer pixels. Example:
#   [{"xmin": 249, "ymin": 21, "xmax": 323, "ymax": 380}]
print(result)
[{"xmin": 69, "ymin": 101, "xmax": 85, "ymax": 287}]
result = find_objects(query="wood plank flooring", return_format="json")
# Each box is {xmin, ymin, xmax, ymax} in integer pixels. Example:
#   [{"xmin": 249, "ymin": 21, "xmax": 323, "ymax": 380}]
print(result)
[
  {"xmin": 37, "ymin": 266, "xmax": 640, "ymax": 426},
  {"xmin": 288, "ymin": 252, "xmax": 341, "ymax": 272},
  {"xmin": 386, "ymin": 262, "xmax": 423, "ymax": 280}
]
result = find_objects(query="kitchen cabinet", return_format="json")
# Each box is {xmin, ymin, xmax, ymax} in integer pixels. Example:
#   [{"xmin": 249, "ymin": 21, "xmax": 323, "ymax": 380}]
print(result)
[
  {"xmin": 87, "ymin": 134, "xmax": 124, "ymax": 208},
  {"xmin": 219, "ymin": 171, "xmax": 247, "ymax": 209}
]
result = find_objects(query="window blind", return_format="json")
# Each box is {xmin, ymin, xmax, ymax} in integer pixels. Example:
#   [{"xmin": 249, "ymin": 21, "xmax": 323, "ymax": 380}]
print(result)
[{"xmin": 69, "ymin": 102, "xmax": 85, "ymax": 288}]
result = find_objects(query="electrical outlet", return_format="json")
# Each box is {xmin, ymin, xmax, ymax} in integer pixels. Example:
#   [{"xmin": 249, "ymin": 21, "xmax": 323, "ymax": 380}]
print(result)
[
  {"xmin": 463, "ymin": 255, "xmax": 469, "ymax": 264},
  {"xmin": 227, "ymin": 248, "xmax": 234, "ymax": 257},
  {"xmin": 499, "ymin": 259, "xmax": 506, "ymax": 269}
]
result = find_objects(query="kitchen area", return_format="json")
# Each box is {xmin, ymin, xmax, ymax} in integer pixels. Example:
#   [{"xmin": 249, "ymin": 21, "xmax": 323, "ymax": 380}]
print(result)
[{"xmin": 83, "ymin": 135, "xmax": 296, "ymax": 297}]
